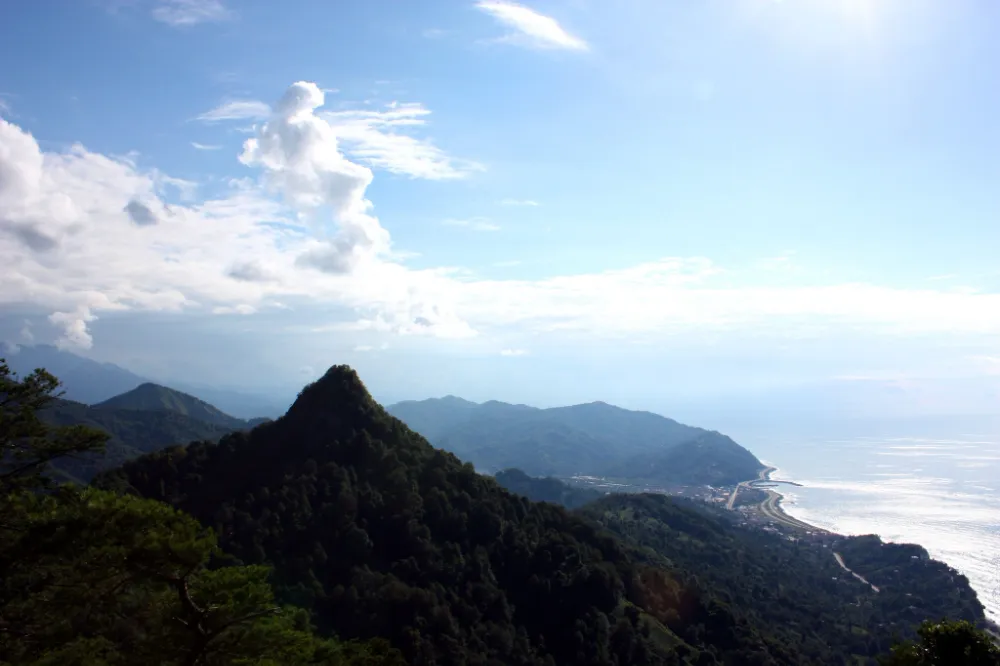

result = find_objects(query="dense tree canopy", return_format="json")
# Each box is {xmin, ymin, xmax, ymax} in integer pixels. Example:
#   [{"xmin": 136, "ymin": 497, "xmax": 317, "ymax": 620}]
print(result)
[
  {"xmin": 0, "ymin": 359, "xmax": 402, "ymax": 666},
  {"xmin": 5, "ymin": 359, "xmax": 993, "ymax": 665},
  {"xmin": 99, "ymin": 365, "xmax": 992, "ymax": 665}
]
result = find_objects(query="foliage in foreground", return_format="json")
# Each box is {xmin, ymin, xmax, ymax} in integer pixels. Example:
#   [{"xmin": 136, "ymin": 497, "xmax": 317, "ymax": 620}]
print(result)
[
  {"xmin": 880, "ymin": 620, "xmax": 1000, "ymax": 665},
  {"xmin": 0, "ymin": 359, "xmax": 402, "ymax": 665}
]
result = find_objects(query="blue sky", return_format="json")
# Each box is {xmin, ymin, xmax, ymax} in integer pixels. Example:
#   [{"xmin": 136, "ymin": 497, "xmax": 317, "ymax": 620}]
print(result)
[{"xmin": 1, "ymin": 0, "xmax": 999, "ymax": 420}]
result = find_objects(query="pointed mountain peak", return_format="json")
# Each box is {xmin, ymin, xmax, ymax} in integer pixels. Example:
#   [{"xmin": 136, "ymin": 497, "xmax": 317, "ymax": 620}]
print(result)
[{"xmin": 284, "ymin": 365, "xmax": 376, "ymax": 423}]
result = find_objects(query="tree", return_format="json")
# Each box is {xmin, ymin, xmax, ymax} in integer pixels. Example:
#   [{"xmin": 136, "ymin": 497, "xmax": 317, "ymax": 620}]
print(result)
[
  {"xmin": 0, "ymin": 360, "xmax": 403, "ymax": 665},
  {"xmin": 0, "ymin": 360, "xmax": 106, "ymax": 498},
  {"xmin": 881, "ymin": 620, "xmax": 1000, "ymax": 666}
]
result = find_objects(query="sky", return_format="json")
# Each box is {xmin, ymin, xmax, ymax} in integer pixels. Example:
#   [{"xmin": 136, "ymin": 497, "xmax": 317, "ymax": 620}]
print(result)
[{"xmin": 1, "ymin": 0, "xmax": 1000, "ymax": 421}]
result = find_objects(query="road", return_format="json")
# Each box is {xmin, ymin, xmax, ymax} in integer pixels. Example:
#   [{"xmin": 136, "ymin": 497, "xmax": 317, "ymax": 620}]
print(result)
[
  {"xmin": 833, "ymin": 552, "xmax": 880, "ymax": 593},
  {"xmin": 757, "ymin": 489, "xmax": 820, "ymax": 531},
  {"xmin": 726, "ymin": 466, "xmax": 775, "ymax": 510}
]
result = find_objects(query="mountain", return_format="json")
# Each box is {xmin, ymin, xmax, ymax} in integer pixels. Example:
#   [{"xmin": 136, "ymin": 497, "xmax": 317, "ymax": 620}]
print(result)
[
  {"xmin": 94, "ymin": 382, "xmax": 248, "ymax": 429},
  {"xmin": 42, "ymin": 398, "xmax": 238, "ymax": 482},
  {"xmin": 494, "ymin": 472, "xmax": 987, "ymax": 660},
  {"xmin": 580, "ymin": 493, "xmax": 987, "ymax": 658},
  {"xmin": 387, "ymin": 396, "xmax": 764, "ymax": 485},
  {"xmin": 96, "ymin": 365, "xmax": 987, "ymax": 665},
  {"xmin": 5, "ymin": 344, "xmax": 145, "ymax": 403},
  {"xmin": 3, "ymin": 344, "xmax": 287, "ymax": 418}
]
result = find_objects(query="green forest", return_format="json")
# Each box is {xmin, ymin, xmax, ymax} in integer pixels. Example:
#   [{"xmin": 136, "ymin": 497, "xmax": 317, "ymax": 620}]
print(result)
[{"xmin": 2, "ymin": 359, "xmax": 998, "ymax": 665}]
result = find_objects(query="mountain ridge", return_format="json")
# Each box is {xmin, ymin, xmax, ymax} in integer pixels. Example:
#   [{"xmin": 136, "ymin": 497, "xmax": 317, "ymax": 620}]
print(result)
[
  {"xmin": 387, "ymin": 395, "xmax": 764, "ymax": 485},
  {"xmin": 94, "ymin": 382, "xmax": 248, "ymax": 429}
]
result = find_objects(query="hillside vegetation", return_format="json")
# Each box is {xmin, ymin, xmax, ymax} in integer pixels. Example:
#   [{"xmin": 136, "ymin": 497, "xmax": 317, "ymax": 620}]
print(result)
[
  {"xmin": 97, "ymin": 367, "xmax": 988, "ymax": 665},
  {"xmin": 95, "ymin": 382, "xmax": 249, "ymax": 429},
  {"xmin": 42, "ymin": 397, "xmax": 237, "ymax": 482}
]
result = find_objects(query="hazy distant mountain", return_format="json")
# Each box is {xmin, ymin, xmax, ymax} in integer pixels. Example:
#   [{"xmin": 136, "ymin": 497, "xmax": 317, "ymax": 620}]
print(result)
[
  {"xmin": 94, "ymin": 383, "xmax": 247, "ymax": 429},
  {"xmin": 5, "ymin": 344, "xmax": 145, "ymax": 403},
  {"xmin": 385, "ymin": 394, "xmax": 480, "ymax": 440},
  {"xmin": 388, "ymin": 397, "xmax": 764, "ymax": 485},
  {"xmin": 3, "ymin": 345, "xmax": 287, "ymax": 418}
]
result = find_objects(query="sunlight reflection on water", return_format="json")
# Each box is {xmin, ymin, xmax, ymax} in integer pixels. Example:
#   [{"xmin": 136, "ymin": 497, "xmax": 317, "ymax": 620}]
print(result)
[{"xmin": 753, "ymin": 434, "xmax": 1000, "ymax": 623}]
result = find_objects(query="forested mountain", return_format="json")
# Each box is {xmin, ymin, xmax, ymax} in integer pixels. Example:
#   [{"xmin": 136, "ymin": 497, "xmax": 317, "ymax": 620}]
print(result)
[
  {"xmin": 388, "ymin": 396, "xmax": 763, "ymax": 485},
  {"xmin": 495, "ymin": 469, "xmax": 989, "ymax": 660},
  {"xmin": 580, "ymin": 494, "xmax": 986, "ymax": 661},
  {"xmin": 96, "ymin": 365, "xmax": 989, "ymax": 665},
  {"xmin": 95, "ymin": 382, "xmax": 249, "ymax": 429},
  {"xmin": 41, "ymin": 397, "xmax": 237, "ymax": 482}
]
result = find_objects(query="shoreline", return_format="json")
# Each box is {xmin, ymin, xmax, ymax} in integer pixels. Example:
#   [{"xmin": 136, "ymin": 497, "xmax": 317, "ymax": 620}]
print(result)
[{"xmin": 739, "ymin": 466, "xmax": 830, "ymax": 533}]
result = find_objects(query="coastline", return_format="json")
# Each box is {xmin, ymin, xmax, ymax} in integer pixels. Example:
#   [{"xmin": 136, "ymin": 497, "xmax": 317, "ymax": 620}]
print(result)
[
  {"xmin": 750, "ymin": 465, "xmax": 1000, "ymax": 627},
  {"xmin": 745, "ymin": 466, "xmax": 828, "ymax": 533}
]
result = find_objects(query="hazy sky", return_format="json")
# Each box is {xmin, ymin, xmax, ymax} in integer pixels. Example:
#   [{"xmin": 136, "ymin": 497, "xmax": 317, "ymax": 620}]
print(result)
[{"xmin": 1, "ymin": 0, "xmax": 999, "ymax": 417}]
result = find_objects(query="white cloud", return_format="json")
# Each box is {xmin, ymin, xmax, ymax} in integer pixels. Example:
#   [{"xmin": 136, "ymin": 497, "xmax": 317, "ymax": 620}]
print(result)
[
  {"xmin": 443, "ymin": 217, "xmax": 500, "ymax": 232},
  {"xmin": 10, "ymin": 81, "xmax": 1000, "ymax": 354},
  {"xmin": 197, "ymin": 96, "xmax": 479, "ymax": 180},
  {"xmin": 323, "ymin": 102, "xmax": 483, "ymax": 180},
  {"xmin": 499, "ymin": 198, "xmax": 540, "ymax": 206},
  {"xmin": 152, "ymin": 0, "xmax": 230, "ymax": 26},
  {"xmin": 196, "ymin": 100, "xmax": 270, "ymax": 122},
  {"xmin": 212, "ymin": 304, "xmax": 256, "ymax": 315},
  {"xmin": 191, "ymin": 142, "xmax": 221, "ymax": 150},
  {"xmin": 49, "ymin": 307, "xmax": 96, "ymax": 350},
  {"xmin": 0, "ymin": 96, "xmax": 476, "ymax": 348},
  {"xmin": 500, "ymin": 348, "xmax": 528, "ymax": 356},
  {"xmin": 475, "ymin": 1, "xmax": 588, "ymax": 51}
]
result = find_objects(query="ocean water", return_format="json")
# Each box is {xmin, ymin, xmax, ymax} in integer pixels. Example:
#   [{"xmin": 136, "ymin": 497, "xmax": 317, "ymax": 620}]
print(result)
[{"xmin": 743, "ymin": 430, "xmax": 1000, "ymax": 624}]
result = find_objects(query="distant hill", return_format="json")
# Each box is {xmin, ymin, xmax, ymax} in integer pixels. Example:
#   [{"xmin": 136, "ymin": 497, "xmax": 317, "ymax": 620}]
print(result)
[
  {"xmin": 95, "ymin": 383, "xmax": 247, "ymax": 429},
  {"xmin": 6, "ymin": 344, "xmax": 145, "ymax": 404},
  {"xmin": 4, "ymin": 345, "xmax": 287, "ymax": 418},
  {"xmin": 42, "ymin": 398, "xmax": 238, "ymax": 483},
  {"xmin": 387, "ymin": 397, "xmax": 764, "ymax": 485}
]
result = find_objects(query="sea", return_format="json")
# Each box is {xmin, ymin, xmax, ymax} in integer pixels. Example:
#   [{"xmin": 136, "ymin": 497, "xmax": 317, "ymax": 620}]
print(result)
[{"xmin": 737, "ymin": 420, "xmax": 1000, "ymax": 625}]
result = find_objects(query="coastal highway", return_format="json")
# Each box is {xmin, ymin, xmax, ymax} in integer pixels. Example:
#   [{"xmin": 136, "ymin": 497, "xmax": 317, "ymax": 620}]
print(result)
[
  {"xmin": 757, "ymin": 489, "xmax": 821, "ymax": 532},
  {"xmin": 726, "ymin": 466, "xmax": 775, "ymax": 510}
]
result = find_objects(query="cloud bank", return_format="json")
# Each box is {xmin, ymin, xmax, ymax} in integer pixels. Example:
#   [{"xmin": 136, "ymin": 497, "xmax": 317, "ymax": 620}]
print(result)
[{"xmin": 5, "ymin": 80, "xmax": 1000, "ymax": 356}]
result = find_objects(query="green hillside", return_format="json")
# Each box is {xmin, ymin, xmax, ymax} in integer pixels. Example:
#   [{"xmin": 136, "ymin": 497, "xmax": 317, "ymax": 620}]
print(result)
[
  {"xmin": 94, "ymin": 382, "xmax": 248, "ymax": 429},
  {"xmin": 41, "ymin": 398, "xmax": 237, "ymax": 482},
  {"xmin": 97, "ymin": 366, "xmax": 988, "ymax": 665}
]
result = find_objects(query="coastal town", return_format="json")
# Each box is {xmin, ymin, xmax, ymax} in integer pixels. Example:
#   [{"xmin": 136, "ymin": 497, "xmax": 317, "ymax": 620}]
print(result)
[{"xmin": 562, "ymin": 466, "xmax": 831, "ymax": 539}]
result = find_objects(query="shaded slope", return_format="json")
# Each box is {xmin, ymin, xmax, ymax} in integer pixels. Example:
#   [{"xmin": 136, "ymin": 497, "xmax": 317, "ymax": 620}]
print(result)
[
  {"xmin": 42, "ymin": 398, "xmax": 237, "ymax": 482},
  {"xmin": 95, "ymin": 382, "xmax": 247, "ymax": 429}
]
